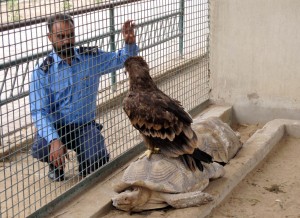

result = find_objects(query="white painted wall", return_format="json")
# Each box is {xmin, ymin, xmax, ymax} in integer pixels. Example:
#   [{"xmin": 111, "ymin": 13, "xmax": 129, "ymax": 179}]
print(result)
[{"xmin": 210, "ymin": 0, "xmax": 300, "ymax": 124}]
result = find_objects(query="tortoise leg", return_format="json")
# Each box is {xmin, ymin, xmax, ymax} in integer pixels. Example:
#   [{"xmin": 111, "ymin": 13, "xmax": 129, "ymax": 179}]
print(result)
[{"xmin": 161, "ymin": 191, "xmax": 213, "ymax": 208}]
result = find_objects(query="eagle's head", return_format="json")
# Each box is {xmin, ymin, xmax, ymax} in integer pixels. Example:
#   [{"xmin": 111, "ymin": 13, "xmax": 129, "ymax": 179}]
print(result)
[
  {"xmin": 124, "ymin": 56, "xmax": 156, "ymax": 89},
  {"xmin": 124, "ymin": 56, "xmax": 150, "ymax": 77}
]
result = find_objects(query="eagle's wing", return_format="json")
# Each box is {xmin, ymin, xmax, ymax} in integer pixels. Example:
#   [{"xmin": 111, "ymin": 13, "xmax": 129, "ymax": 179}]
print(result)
[{"xmin": 123, "ymin": 89, "xmax": 197, "ymax": 157}]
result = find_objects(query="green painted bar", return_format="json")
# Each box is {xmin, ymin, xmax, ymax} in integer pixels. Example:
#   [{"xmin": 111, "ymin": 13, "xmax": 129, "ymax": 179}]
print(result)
[
  {"xmin": 109, "ymin": 6, "xmax": 117, "ymax": 92},
  {"xmin": 179, "ymin": 0, "xmax": 185, "ymax": 56}
]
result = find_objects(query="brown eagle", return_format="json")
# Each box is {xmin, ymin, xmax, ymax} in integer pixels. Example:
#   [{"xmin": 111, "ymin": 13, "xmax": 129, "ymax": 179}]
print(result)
[{"xmin": 123, "ymin": 56, "xmax": 212, "ymax": 171}]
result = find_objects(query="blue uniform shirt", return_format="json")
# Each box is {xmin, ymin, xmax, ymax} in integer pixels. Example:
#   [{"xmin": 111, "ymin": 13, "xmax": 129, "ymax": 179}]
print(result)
[{"xmin": 30, "ymin": 44, "xmax": 138, "ymax": 144}]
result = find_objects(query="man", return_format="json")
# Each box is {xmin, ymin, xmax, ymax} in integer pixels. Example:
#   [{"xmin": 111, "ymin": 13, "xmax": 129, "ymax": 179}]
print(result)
[{"xmin": 29, "ymin": 13, "xmax": 138, "ymax": 181}]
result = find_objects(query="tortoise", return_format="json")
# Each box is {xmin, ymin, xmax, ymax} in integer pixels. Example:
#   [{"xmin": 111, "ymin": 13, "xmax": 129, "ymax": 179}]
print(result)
[
  {"xmin": 112, "ymin": 154, "xmax": 225, "ymax": 212},
  {"xmin": 192, "ymin": 116, "xmax": 242, "ymax": 164},
  {"xmin": 112, "ymin": 117, "xmax": 241, "ymax": 212}
]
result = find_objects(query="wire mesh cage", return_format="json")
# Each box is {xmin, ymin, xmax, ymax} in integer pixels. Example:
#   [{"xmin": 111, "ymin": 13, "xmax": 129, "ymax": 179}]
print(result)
[{"xmin": 0, "ymin": 0, "xmax": 210, "ymax": 216}]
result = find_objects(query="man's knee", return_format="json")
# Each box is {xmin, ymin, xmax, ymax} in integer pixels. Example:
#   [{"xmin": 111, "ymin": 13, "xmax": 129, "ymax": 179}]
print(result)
[
  {"xmin": 31, "ymin": 134, "xmax": 49, "ymax": 162},
  {"xmin": 79, "ymin": 124, "xmax": 109, "ymax": 164},
  {"xmin": 85, "ymin": 137, "xmax": 109, "ymax": 164}
]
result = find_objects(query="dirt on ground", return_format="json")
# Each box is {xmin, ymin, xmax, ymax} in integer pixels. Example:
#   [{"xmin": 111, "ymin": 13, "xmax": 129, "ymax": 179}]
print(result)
[{"xmin": 209, "ymin": 136, "xmax": 300, "ymax": 218}]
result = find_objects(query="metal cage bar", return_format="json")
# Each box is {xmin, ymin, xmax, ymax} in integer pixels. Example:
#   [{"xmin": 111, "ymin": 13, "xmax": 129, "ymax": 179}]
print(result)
[{"xmin": 0, "ymin": 0, "xmax": 210, "ymax": 217}]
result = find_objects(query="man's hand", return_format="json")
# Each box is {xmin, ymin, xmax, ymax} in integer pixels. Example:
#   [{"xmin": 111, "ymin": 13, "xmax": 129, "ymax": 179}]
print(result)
[
  {"xmin": 49, "ymin": 139, "xmax": 68, "ymax": 169},
  {"xmin": 122, "ymin": 20, "xmax": 136, "ymax": 44}
]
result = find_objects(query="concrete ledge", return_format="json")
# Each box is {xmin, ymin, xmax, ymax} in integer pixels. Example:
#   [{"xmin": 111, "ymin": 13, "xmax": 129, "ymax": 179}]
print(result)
[{"xmin": 194, "ymin": 105, "xmax": 233, "ymax": 125}]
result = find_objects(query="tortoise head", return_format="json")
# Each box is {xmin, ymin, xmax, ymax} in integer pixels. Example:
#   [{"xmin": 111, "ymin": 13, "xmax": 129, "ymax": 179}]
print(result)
[{"xmin": 112, "ymin": 186, "xmax": 151, "ymax": 212}]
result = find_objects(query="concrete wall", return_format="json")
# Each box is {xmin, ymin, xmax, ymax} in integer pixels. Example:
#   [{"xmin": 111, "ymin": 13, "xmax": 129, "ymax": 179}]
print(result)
[{"xmin": 210, "ymin": 0, "xmax": 300, "ymax": 124}]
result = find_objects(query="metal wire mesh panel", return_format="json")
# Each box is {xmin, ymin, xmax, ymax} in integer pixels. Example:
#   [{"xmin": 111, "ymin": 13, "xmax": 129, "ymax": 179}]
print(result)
[{"xmin": 0, "ymin": 0, "xmax": 209, "ymax": 216}]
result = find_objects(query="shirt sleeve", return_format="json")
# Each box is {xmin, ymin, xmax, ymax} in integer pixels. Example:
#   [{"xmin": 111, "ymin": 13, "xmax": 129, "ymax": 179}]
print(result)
[
  {"xmin": 29, "ymin": 67, "xmax": 59, "ymax": 144},
  {"xmin": 98, "ymin": 43, "xmax": 139, "ymax": 74}
]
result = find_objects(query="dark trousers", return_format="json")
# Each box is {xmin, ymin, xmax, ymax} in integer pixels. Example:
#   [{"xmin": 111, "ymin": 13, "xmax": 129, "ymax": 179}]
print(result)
[{"xmin": 31, "ymin": 122, "xmax": 109, "ymax": 175}]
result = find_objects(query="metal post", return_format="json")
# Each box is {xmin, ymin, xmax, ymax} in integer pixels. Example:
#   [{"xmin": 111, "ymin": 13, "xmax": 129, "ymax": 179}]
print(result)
[
  {"xmin": 109, "ymin": 6, "xmax": 117, "ymax": 92},
  {"xmin": 179, "ymin": 0, "xmax": 185, "ymax": 57},
  {"xmin": 207, "ymin": 0, "xmax": 210, "ymax": 55}
]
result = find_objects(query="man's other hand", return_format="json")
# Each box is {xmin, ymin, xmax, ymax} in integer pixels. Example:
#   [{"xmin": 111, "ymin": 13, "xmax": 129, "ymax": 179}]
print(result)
[{"xmin": 49, "ymin": 139, "xmax": 69, "ymax": 169}]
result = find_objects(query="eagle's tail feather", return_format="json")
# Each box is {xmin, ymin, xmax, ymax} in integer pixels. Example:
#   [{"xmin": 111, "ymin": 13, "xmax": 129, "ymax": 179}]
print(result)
[
  {"xmin": 181, "ymin": 155, "xmax": 198, "ymax": 172},
  {"xmin": 181, "ymin": 149, "xmax": 213, "ymax": 172},
  {"xmin": 192, "ymin": 148, "xmax": 213, "ymax": 163}
]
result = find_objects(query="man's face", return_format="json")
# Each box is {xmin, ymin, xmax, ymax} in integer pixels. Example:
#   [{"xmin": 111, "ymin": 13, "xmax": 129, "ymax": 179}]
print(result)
[{"xmin": 48, "ymin": 20, "xmax": 75, "ymax": 57}]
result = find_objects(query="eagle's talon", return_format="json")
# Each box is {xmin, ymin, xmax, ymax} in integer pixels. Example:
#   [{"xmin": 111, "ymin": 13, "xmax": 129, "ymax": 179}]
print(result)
[
  {"xmin": 144, "ymin": 149, "xmax": 153, "ymax": 159},
  {"xmin": 153, "ymin": 147, "xmax": 160, "ymax": 154},
  {"xmin": 138, "ymin": 150, "xmax": 151, "ymax": 159},
  {"xmin": 138, "ymin": 148, "xmax": 160, "ymax": 160}
]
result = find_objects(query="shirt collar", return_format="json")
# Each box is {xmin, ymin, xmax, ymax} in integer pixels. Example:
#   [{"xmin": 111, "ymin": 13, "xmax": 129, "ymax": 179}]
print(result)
[{"xmin": 50, "ymin": 48, "xmax": 82, "ymax": 65}]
